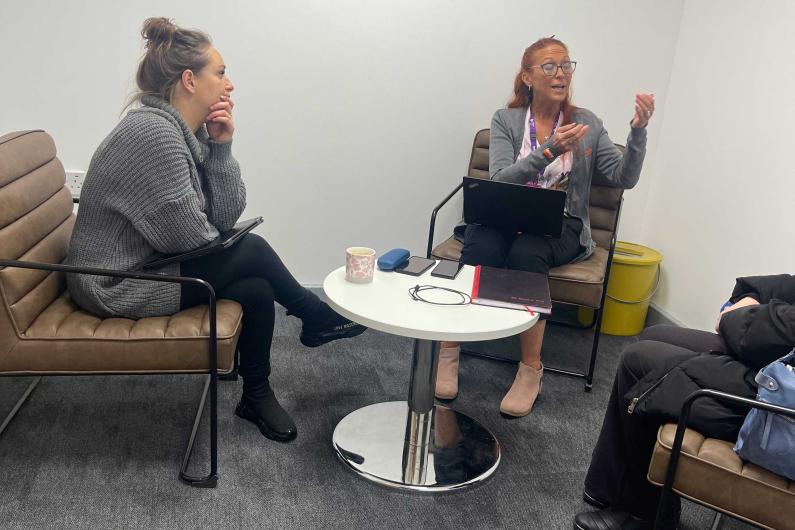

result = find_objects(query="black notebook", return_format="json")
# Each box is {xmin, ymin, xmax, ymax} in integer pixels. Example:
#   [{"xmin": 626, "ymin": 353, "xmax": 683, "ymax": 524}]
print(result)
[
  {"xmin": 470, "ymin": 265, "xmax": 552, "ymax": 315},
  {"xmin": 142, "ymin": 217, "xmax": 263, "ymax": 269}
]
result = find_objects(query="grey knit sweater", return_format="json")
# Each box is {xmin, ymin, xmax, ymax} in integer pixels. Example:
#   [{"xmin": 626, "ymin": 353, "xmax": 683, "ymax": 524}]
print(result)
[{"xmin": 65, "ymin": 96, "xmax": 246, "ymax": 319}]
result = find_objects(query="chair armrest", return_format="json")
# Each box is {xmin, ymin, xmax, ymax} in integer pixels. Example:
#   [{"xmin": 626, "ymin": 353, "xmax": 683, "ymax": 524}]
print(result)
[
  {"xmin": 654, "ymin": 388, "xmax": 795, "ymax": 529},
  {"xmin": 426, "ymin": 181, "xmax": 464, "ymax": 259},
  {"xmin": 0, "ymin": 258, "xmax": 214, "ymax": 296},
  {"xmin": 0, "ymin": 258, "xmax": 218, "ymax": 365}
]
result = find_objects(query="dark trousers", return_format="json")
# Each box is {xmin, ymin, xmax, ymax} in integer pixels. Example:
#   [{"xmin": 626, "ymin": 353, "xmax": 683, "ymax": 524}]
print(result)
[
  {"xmin": 584, "ymin": 325, "xmax": 728, "ymax": 519},
  {"xmin": 180, "ymin": 233, "xmax": 320, "ymax": 380},
  {"xmin": 460, "ymin": 217, "xmax": 584, "ymax": 274}
]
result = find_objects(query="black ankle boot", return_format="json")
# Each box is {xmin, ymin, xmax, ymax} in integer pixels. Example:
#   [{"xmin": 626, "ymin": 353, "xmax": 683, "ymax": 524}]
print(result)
[
  {"xmin": 235, "ymin": 379, "xmax": 297, "ymax": 442},
  {"xmin": 573, "ymin": 504, "xmax": 680, "ymax": 530},
  {"xmin": 298, "ymin": 301, "xmax": 366, "ymax": 348},
  {"xmin": 573, "ymin": 509, "xmax": 635, "ymax": 530},
  {"xmin": 582, "ymin": 489, "xmax": 611, "ymax": 510}
]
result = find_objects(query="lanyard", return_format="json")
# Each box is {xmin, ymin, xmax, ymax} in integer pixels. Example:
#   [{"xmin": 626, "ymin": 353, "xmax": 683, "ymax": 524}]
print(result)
[{"xmin": 529, "ymin": 109, "xmax": 560, "ymax": 184}]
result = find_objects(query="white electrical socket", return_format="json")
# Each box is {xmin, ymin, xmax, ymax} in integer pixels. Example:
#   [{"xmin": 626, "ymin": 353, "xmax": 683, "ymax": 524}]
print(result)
[{"xmin": 65, "ymin": 170, "xmax": 86, "ymax": 199}]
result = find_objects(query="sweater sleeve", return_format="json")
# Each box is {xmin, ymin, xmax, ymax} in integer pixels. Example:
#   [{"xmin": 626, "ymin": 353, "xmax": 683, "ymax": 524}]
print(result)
[
  {"xmin": 592, "ymin": 115, "xmax": 647, "ymax": 189},
  {"xmin": 112, "ymin": 120, "xmax": 221, "ymax": 254},
  {"xmin": 489, "ymin": 110, "xmax": 552, "ymax": 183},
  {"xmin": 719, "ymin": 300, "xmax": 795, "ymax": 369},
  {"xmin": 729, "ymin": 274, "xmax": 795, "ymax": 304},
  {"xmin": 201, "ymin": 140, "xmax": 246, "ymax": 231},
  {"xmin": 136, "ymin": 194, "xmax": 219, "ymax": 254}
]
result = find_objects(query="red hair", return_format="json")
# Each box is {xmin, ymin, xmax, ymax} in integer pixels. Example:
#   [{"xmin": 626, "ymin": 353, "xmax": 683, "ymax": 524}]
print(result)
[{"xmin": 507, "ymin": 37, "xmax": 576, "ymax": 125}]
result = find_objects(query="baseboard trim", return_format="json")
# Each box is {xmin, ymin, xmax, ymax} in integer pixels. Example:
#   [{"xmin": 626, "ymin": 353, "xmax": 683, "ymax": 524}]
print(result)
[{"xmin": 646, "ymin": 302, "xmax": 686, "ymax": 328}]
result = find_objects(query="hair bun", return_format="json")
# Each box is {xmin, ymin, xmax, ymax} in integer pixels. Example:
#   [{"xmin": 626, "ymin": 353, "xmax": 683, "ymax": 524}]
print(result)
[{"xmin": 141, "ymin": 17, "xmax": 178, "ymax": 48}]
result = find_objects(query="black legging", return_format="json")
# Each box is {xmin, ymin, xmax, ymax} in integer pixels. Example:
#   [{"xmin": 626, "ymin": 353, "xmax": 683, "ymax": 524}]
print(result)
[
  {"xmin": 584, "ymin": 325, "xmax": 732, "ymax": 519},
  {"xmin": 460, "ymin": 217, "xmax": 584, "ymax": 274},
  {"xmin": 180, "ymin": 233, "xmax": 321, "ymax": 380}
]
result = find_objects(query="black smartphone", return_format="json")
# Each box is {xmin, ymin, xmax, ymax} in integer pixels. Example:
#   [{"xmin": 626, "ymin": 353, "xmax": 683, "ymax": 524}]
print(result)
[
  {"xmin": 430, "ymin": 259, "xmax": 464, "ymax": 280},
  {"xmin": 394, "ymin": 256, "xmax": 436, "ymax": 276}
]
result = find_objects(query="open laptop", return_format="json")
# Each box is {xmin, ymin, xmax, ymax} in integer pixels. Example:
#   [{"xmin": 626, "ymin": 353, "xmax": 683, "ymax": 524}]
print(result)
[
  {"xmin": 142, "ymin": 217, "xmax": 263, "ymax": 269},
  {"xmin": 463, "ymin": 177, "xmax": 565, "ymax": 237}
]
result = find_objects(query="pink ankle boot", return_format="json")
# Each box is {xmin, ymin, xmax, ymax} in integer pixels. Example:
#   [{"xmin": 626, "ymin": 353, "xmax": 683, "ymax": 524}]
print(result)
[
  {"xmin": 435, "ymin": 346, "xmax": 460, "ymax": 400},
  {"xmin": 499, "ymin": 362, "xmax": 543, "ymax": 417}
]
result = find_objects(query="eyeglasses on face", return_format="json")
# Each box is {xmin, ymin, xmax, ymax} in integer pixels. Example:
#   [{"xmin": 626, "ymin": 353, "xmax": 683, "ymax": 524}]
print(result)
[{"xmin": 527, "ymin": 61, "xmax": 577, "ymax": 76}]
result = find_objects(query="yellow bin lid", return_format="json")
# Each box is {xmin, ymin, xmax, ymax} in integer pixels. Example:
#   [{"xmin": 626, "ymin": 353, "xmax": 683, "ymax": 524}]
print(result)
[{"xmin": 612, "ymin": 241, "xmax": 662, "ymax": 265}]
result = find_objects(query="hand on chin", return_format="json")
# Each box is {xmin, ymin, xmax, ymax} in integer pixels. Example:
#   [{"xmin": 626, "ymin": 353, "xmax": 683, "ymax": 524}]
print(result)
[{"xmin": 205, "ymin": 97, "xmax": 235, "ymax": 143}]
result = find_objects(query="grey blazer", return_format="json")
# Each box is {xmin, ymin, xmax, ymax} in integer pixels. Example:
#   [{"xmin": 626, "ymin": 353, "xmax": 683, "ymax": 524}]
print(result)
[{"xmin": 489, "ymin": 106, "xmax": 647, "ymax": 261}]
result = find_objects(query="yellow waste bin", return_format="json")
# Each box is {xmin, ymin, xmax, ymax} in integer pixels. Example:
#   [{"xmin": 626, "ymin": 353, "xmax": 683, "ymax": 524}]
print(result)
[{"xmin": 580, "ymin": 242, "xmax": 662, "ymax": 336}]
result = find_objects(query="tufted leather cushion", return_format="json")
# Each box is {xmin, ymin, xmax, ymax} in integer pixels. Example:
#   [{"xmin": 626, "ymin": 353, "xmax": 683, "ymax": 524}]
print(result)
[
  {"xmin": 431, "ymin": 236, "xmax": 607, "ymax": 308},
  {"xmin": 0, "ymin": 130, "xmax": 242, "ymax": 375},
  {"xmin": 431, "ymin": 236, "xmax": 464, "ymax": 262},
  {"xmin": 1, "ymin": 130, "xmax": 71, "ymax": 360},
  {"xmin": 548, "ymin": 247, "xmax": 607, "ymax": 307},
  {"xmin": 648, "ymin": 424, "xmax": 795, "ymax": 530},
  {"xmin": 0, "ymin": 292, "xmax": 241, "ymax": 374},
  {"xmin": 467, "ymin": 129, "xmax": 490, "ymax": 180},
  {"xmin": 588, "ymin": 185, "xmax": 623, "ymax": 249}
]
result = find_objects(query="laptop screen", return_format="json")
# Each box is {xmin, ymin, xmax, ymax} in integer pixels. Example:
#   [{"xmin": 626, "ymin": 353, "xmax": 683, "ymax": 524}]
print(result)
[{"xmin": 463, "ymin": 177, "xmax": 565, "ymax": 238}]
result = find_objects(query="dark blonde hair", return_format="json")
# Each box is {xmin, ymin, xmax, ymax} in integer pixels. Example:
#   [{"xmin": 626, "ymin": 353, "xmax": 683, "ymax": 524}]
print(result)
[
  {"xmin": 133, "ymin": 17, "xmax": 212, "ymax": 103},
  {"xmin": 507, "ymin": 37, "xmax": 577, "ymax": 125}
]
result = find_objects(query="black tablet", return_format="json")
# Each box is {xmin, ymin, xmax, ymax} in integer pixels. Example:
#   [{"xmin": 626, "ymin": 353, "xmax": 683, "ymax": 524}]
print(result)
[
  {"xmin": 142, "ymin": 217, "xmax": 263, "ymax": 269},
  {"xmin": 394, "ymin": 256, "xmax": 435, "ymax": 276}
]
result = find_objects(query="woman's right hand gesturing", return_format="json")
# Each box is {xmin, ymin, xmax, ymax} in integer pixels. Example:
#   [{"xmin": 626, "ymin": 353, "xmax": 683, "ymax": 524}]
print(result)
[{"xmin": 550, "ymin": 123, "xmax": 589, "ymax": 155}]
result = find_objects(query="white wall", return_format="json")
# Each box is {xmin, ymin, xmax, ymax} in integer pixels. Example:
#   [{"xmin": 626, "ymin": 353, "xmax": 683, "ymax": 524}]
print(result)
[
  {"xmin": 640, "ymin": 0, "xmax": 795, "ymax": 330},
  {"xmin": 1, "ymin": 0, "xmax": 682, "ymax": 285}
]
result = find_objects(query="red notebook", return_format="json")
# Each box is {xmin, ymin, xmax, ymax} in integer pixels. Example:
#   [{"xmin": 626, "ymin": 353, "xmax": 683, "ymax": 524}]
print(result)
[{"xmin": 471, "ymin": 265, "xmax": 552, "ymax": 314}]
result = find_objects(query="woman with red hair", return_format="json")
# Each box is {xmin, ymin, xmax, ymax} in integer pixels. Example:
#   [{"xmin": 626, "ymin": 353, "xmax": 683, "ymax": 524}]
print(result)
[{"xmin": 436, "ymin": 38, "xmax": 655, "ymax": 417}]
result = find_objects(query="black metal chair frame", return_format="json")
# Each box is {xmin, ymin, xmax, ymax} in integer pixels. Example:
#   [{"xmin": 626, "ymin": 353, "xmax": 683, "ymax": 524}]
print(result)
[
  {"xmin": 654, "ymin": 388, "xmax": 795, "ymax": 530},
  {"xmin": 426, "ymin": 182, "xmax": 623, "ymax": 392},
  {"xmin": 0, "ymin": 258, "xmax": 236, "ymax": 488}
]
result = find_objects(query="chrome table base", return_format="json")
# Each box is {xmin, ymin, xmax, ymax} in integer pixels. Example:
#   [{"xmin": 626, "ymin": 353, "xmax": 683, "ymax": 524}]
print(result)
[
  {"xmin": 333, "ymin": 401, "xmax": 500, "ymax": 491},
  {"xmin": 332, "ymin": 339, "xmax": 500, "ymax": 492}
]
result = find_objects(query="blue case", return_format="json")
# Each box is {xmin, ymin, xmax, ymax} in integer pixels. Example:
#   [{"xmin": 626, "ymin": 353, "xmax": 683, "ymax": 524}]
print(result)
[{"xmin": 377, "ymin": 248, "xmax": 410, "ymax": 271}]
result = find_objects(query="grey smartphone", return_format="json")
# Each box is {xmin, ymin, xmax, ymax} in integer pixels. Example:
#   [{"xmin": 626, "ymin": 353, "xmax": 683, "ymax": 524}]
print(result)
[
  {"xmin": 394, "ymin": 256, "xmax": 436, "ymax": 276},
  {"xmin": 430, "ymin": 259, "xmax": 464, "ymax": 279}
]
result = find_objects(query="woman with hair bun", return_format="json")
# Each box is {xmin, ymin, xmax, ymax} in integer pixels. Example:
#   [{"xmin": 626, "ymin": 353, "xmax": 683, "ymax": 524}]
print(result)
[
  {"xmin": 436, "ymin": 37, "xmax": 655, "ymax": 418},
  {"xmin": 66, "ymin": 18, "xmax": 365, "ymax": 443}
]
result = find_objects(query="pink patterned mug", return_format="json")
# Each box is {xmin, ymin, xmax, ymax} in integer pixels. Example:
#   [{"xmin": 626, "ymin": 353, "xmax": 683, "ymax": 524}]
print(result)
[{"xmin": 345, "ymin": 247, "xmax": 376, "ymax": 283}]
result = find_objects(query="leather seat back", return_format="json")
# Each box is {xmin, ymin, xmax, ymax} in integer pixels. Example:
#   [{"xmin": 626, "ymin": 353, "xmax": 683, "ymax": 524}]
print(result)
[{"xmin": 0, "ymin": 130, "xmax": 75, "ymax": 353}]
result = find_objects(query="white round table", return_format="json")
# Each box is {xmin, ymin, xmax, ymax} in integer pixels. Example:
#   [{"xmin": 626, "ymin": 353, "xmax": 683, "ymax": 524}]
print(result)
[{"xmin": 323, "ymin": 262, "xmax": 538, "ymax": 492}]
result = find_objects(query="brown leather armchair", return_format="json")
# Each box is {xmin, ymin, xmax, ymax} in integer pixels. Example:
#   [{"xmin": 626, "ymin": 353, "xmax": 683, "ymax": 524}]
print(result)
[
  {"xmin": 0, "ymin": 130, "xmax": 244, "ymax": 487},
  {"xmin": 648, "ymin": 389, "xmax": 795, "ymax": 530},
  {"xmin": 427, "ymin": 129, "xmax": 624, "ymax": 391}
]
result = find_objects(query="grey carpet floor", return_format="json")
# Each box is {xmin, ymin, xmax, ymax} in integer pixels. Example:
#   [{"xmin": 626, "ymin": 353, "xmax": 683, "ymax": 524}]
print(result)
[{"xmin": 0, "ymin": 307, "xmax": 754, "ymax": 529}]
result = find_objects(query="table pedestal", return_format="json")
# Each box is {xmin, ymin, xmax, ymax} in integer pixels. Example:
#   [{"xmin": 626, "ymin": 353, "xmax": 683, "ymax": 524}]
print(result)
[{"xmin": 332, "ymin": 339, "xmax": 500, "ymax": 492}]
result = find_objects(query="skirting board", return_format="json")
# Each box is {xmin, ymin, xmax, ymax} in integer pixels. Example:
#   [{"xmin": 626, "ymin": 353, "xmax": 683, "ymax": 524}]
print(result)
[{"xmin": 646, "ymin": 301, "xmax": 686, "ymax": 328}]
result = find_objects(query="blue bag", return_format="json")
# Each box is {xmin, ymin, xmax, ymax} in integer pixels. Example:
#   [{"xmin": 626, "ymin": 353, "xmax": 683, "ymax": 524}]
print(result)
[{"xmin": 734, "ymin": 349, "xmax": 795, "ymax": 480}]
